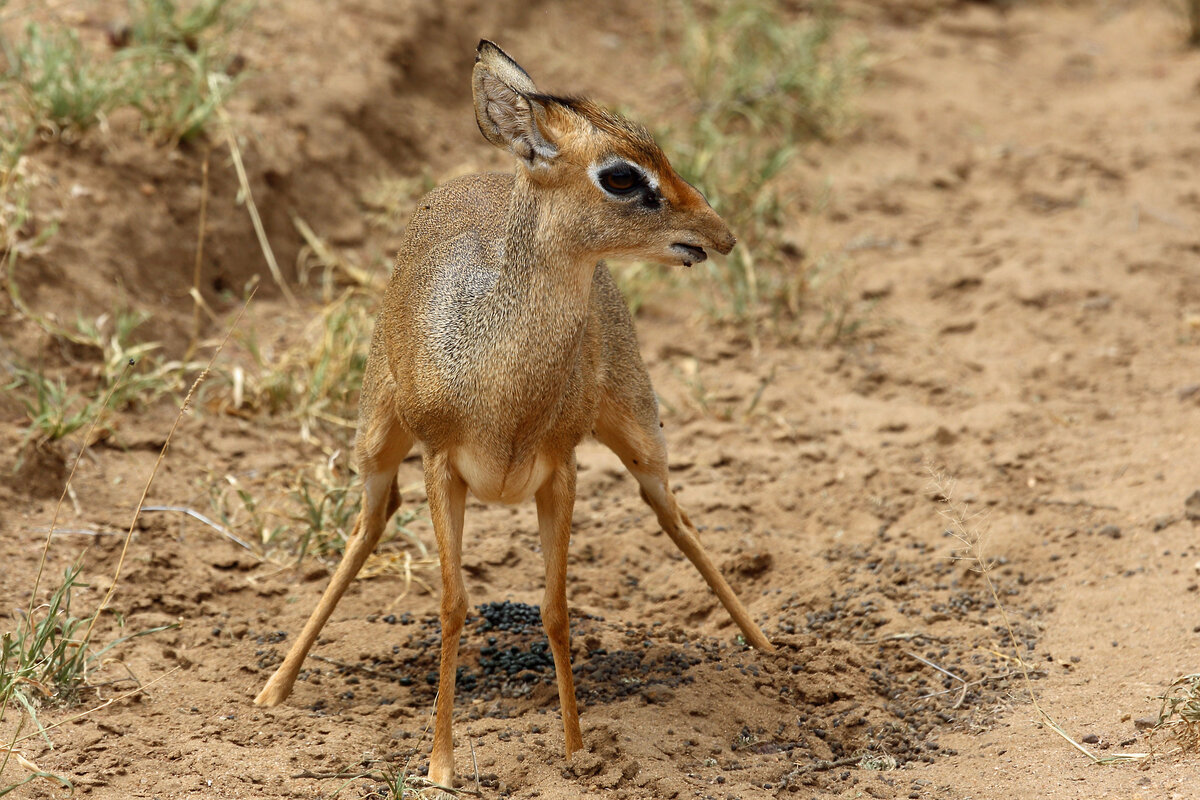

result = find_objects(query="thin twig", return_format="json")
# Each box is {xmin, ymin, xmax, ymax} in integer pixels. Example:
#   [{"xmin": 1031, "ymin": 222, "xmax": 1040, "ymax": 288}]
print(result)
[
  {"xmin": 925, "ymin": 465, "xmax": 1149, "ymax": 764},
  {"xmin": 140, "ymin": 505, "xmax": 258, "ymax": 552},
  {"xmin": 858, "ymin": 631, "xmax": 940, "ymax": 644},
  {"xmin": 24, "ymin": 360, "xmax": 133, "ymax": 644},
  {"xmin": 215, "ymin": 102, "xmax": 295, "ymax": 306},
  {"xmin": 905, "ymin": 651, "xmax": 966, "ymax": 684},
  {"xmin": 468, "ymin": 736, "xmax": 481, "ymax": 797},
  {"xmin": 187, "ymin": 150, "xmax": 211, "ymax": 359},
  {"xmin": 1033, "ymin": 498, "xmax": 1118, "ymax": 512},
  {"xmin": 786, "ymin": 754, "xmax": 862, "ymax": 775},
  {"xmin": 8, "ymin": 667, "xmax": 181, "ymax": 747},
  {"xmin": 31, "ymin": 527, "xmax": 122, "ymax": 537},
  {"xmin": 919, "ymin": 669, "xmax": 1024, "ymax": 700},
  {"xmin": 79, "ymin": 292, "xmax": 255, "ymax": 651},
  {"xmin": 0, "ymin": 715, "xmax": 27, "ymax": 785},
  {"xmin": 308, "ymin": 654, "xmax": 412, "ymax": 683}
]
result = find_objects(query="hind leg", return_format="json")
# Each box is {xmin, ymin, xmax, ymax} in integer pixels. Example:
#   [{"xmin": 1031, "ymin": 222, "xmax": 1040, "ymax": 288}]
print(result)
[
  {"xmin": 594, "ymin": 395, "xmax": 774, "ymax": 652},
  {"xmin": 255, "ymin": 409, "xmax": 414, "ymax": 706}
]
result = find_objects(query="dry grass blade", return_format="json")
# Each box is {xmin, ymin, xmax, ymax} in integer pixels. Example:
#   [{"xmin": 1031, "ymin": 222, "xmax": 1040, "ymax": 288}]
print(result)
[
  {"xmin": 1150, "ymin": 672, "xmax": 1200, "ymax": 754},
  {"xmin": 5, "ymin": 667, "xmax": 180, "ymax": 749},
  {"xmin": 186, "ymin": 150, "xmax": 211, "ymax": 359},
  {"xmin": 292, "ymin": 212, "xmax": 372, "ymax": 289},
  {"xmin": 216, "ymin": 104, "xmax": 295, "ymax": 306},
  {"xmin": 139, "ymin": 505, "xmax": 257, "ymax": 552},
  {"xmin": 23, "ymin": 359, "xmax": 133, "ymax": 643},
  {"xmin": 925, "ymin": 465, "xmax": 1149, "ymax": 764},
  {"xmin": 79, "ymin": 291, "xmax": 256, "ymax": 650}
]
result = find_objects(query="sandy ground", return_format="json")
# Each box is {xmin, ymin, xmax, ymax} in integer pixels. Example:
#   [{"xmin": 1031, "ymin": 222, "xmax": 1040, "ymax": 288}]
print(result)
[{"xmin": 2, "ymin": 1, "xmax": 1199, "ymax": 798}]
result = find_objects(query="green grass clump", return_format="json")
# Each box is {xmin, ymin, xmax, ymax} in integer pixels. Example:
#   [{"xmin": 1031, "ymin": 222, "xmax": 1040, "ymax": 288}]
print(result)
[
  {"xmin": 5, "ymin": 367, "xmax": 97, "ymax": 446},
  {"xmin": 4, "ymin": 310, "xmax": 201, "ymax": 452},
  {"xmin": 1, "ymin": 23, "xmax": 125, "ymax": 135},
  {"xmin": 663, "ymin": 0, "xmax": 867, "ymax": 331},
  {"xmin": 0, "ymin": 562, "xmax": 175, "ymax": 792},
  {"xmin": 118, "ymin": 0, "xmax": 246, "ymax": 143},
  {"xmin": 0, "ymin": 0, "xmax": 246, "ymax": 142},
  {"xmin": 290, "ymin": 471, "xmax": 427, "ymax": 565},
  {"xmin": 239, "ymin": 290, "xmax": 373, "ymax": 440},
  {"xmin": 205, "ymin": 463, "xmax": 430, "ymax": 576},
  {"xmin": 0, "ymin": 562, "xmax": 93, "ymax": 716}
]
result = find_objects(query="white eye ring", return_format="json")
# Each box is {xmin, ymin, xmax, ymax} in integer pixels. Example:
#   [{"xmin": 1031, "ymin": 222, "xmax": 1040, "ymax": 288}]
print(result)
[{"xmin": 588, "ymin": 158, "xmax": 658, "ymax": 196}]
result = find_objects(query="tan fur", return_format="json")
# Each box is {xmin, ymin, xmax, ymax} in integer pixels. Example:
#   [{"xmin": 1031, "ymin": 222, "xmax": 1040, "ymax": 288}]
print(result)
[{"xmin": 254, "ymin": 40, "xmax": 773, "ymax": 789}]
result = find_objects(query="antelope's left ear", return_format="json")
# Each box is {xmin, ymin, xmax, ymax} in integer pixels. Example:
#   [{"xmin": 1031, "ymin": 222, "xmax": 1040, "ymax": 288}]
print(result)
[{"xmin": 472, "ymin": 40, "xmax": 558, "ymax": 169}]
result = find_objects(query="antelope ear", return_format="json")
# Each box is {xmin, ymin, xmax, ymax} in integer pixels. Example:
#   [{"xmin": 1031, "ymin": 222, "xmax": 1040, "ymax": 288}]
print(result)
[{"xmin": 472, "ymin": 40, "xmax": 558, "ymax": 168}]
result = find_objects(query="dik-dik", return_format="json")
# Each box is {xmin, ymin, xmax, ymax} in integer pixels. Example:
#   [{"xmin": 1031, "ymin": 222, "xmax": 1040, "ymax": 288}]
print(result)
[{"xmin": 255, "ymin": 40, "xmax": 774, "ymax": 788}]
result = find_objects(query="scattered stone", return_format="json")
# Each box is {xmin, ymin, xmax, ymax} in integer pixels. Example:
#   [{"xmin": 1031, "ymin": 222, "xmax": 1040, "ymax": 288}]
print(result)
[
  {"xmin": 640, "ymin": 685, "xmax": 675, "ymax": 705},
  {"xmin": 1097, "ymin": 525, "xmax": 1121, "ymax": 539},
  {"xmin": 932, "ymin": 426, "xmax": 958, "ymax": 446},
  {"xmin": 1081, "ymin": 733, "xmax": 1099, "ymax": 744},
  {"xmin": 939, "ymin": 318, "xmax": 977, "ymax": 335},
  {"xmin": 1134, "ymin": 717, "xmax": 1158, "ymax": 731},
  {"xmin": 731, "ymin": 552, "xmax": 773, "ymax": 578},
  {"xmin": 860, "ymin": 278, "xmax": 894, "ymax": 300},
  {"xmin": 1185, "ymin": 491, "xmax": 1200, "ymax": 521}
]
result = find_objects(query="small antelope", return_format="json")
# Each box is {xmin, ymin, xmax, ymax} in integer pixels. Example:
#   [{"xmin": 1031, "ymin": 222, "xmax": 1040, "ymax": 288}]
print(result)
[{"xmin": 255, "ymin": 40, "xmax": 774, "ymax": 787}]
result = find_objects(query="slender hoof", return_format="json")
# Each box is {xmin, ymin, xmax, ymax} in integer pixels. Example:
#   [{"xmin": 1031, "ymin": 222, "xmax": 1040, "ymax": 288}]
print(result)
[
  {"xmin": 253, "ymin": 673, "xmax": 291, "ymax": 707},
  {"xmin": 752, "ymin": 634, "xmax": 777, "ymax": 653},
  {"xmin": 428, "ymin": 760, "xmax": 454, "ymax": 792}
]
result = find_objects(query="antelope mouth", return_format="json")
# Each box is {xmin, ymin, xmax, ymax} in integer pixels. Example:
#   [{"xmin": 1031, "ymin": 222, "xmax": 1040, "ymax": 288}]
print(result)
[{"xmin": 671, "ymin": 243, "xmax": 708, "ymax": 267}]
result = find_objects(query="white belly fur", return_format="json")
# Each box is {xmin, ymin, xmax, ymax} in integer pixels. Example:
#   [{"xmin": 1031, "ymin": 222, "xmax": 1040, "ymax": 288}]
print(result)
[{"xmin": 451, "ymin": 446, "xmax": 554, "ymax": 505}]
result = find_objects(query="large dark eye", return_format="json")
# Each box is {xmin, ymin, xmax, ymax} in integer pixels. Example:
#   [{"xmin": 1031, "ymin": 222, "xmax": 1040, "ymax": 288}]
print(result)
[{"xmin": 599, "ymin": 165, "xmax": 641, "ymax": 195}]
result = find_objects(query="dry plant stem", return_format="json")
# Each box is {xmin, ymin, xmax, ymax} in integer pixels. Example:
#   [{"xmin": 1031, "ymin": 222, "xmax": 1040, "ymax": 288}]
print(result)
[
  {"xmin": 23, "ymin": 359, "xmax": 134, "ymax": 642},
  {"xmin": 139, "ymin": 504, "xmax": 256, "ymax": 552},
  {"xmin": 78, "ymin": 292, "xmax": 256, "ymax": 650},
  {"xmin": 186, "ymin": 151, "xmax": 211, "ymax": 360},
  {"xmin": 977, "ymin": 548, "xmax": 1103, "ymax": 760},
  {"xmin": 787, "ymin": 755, "xmax": 862, "ymax": 775},
  {"xmin": 926, "ymin": 467, "xmax": 1147, "ymax": 764},
  {"xmin": 0, "ymin": 716, "xmax": 27, "ymax": 784},
  {"xmin": 308, "ymin": 654, "xmax": 412, "ymax": 683},
  {"xmin": 468, "ymin": 736, "xmax": 481, "ymax": 796},
  {"xmin": 5, "ymin": 667, "xmax": 181, "ymax": 749},
  {"xmin": 216, "ymin": 103, "xmax": 295, "ymax": 307}
]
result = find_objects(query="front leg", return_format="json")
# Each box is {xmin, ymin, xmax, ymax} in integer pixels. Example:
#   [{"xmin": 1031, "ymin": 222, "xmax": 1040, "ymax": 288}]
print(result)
[
  {"xmin": 595, "ymin": 400, "xmax": 775, "ymax": 653},
  {"xmin": 534, "ymin": 457, "xmax": 584, "ymax": 757},
  {"xmin": 425, "ymin": 450, "xmax": 469, "ymax": 788}
]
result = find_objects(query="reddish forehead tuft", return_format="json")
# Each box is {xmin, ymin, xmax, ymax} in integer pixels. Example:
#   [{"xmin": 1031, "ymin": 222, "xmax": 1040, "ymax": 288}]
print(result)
[{"xmin": 536, "ymin": 94, "xmax": 674, "ymax": 176}]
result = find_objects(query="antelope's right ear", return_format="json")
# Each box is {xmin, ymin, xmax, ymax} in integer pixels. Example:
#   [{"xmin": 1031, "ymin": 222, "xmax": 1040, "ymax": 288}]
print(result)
[{"xmin": 472, "ymin": 40, "xmax": 558, "ymax": 168}]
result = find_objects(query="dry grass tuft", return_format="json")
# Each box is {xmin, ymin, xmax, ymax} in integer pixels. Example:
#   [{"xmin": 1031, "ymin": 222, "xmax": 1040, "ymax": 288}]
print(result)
[
  {"xmin": 656, "ymin": 0, "xmax": 868, "ymax": 335},
  {"xmin": 1151, "ymin": 673, "xmax": 1200, "ymax": 753},
  {"xmin": 926, "ymin": 465, "xmax": 1147, "ymax": 765}
]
